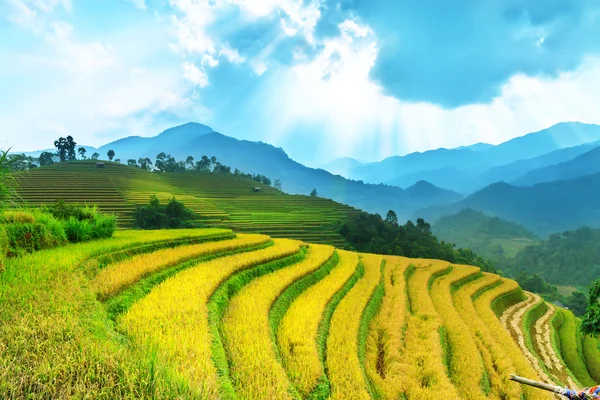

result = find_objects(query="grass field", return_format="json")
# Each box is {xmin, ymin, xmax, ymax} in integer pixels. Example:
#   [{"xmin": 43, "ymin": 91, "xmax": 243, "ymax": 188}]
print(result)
[
  {"xmin": 11, "ymin": 161, "xmax": 359, "ymax": 247},
  {"xmin": 0, "ymin": 226, "xmax": 596, "ymax": 399}
]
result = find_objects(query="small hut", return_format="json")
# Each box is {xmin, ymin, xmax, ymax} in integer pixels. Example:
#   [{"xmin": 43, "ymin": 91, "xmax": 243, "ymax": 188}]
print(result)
[
  {"xmin": 96, "ymin": 162, "xmax": 105, "ymax": 168},
  {"xmin": 252, "ymin": 187, "xmax": 262, "ymax": 192}
]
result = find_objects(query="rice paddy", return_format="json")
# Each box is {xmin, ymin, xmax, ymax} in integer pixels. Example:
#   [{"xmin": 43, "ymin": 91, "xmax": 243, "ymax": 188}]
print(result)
[{"xmin": 1, "ymin": 226, "xmax": 598, "ymax": 399}]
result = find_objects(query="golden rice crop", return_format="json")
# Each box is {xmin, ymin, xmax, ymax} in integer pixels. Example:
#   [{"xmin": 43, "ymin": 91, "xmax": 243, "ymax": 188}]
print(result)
[
  {"xmin": 453, "ymin": 272, "xmax": 516, "ymax": 400},
  {"xmin": 118, "ymin": 239, "xmax": 302, "ymax": 399},
  {"xmin": 398, "ymin": 261, "xmax": 460, "ymax": 400},
  {"xmin": 326, "ymin": 254, "xmax": 383, "ymax": 400},
  {"xmin": 93, "ymin": 233, "xmax": 270, "ymax": 299},
  {"xmin": 474, "ymin": 276, "xmax": 553, "ymax": 400},
  {"xmin": 364, "ymin": 257, "xmax": 410, "ymax": 400},
  {"xmin": 222, "ymin": 244, "xmax": 335, "ymax": 400},
  {"xmin": 277, "ymin": 249, "xmax": 359, "ymax": 396},
  {"xmin": 429, "ymin": 264, "xmax": 488, "ymax": 400}
]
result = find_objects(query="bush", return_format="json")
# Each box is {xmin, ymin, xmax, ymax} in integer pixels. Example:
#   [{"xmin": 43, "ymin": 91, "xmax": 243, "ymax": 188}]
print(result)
[
  {"xmin": 48, "ymin": 200, "xmax": 116, "ymax": 243},
  {"xmin": 1, "ymin": 211, "xmax": 35, "ymax": 224},
  {"xmin": 30, "ymin": 210, "xmax": 68, "ymax": 246},
  {"xmin": 133, "ymin": 196, "xmax": 199, "ymax": 230},
  {"xmin": 0, "ymin": 225, "xmax": 7, "ymax": 268},
  {"xmin": 63, "ymin": 214, "xmax": 115, "ymax": 243},
  {"xmin": 64, "ymin": 217, "xmax": 93, "ymax": 243},
  {"xmin": 4, "ymin": 222, "xmax": 53, "ymax": 256}
]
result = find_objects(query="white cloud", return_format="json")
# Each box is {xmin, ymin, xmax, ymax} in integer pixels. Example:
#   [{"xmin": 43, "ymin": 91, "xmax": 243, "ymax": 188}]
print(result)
[
  {"xmin": 40, "ymin": 21, "xmax": 117, "ymax": 72},
  {"xmin": 7, "ymin": 0, "xmax": 38, "ymax": 28},
  {"xmin": 220, "ymin": 46, "xmax": 245, "ymax": 63},
  {"xmin": 183, "ymin": 61, "xmax": 209, "ymax": 87},
  {"xmin": 255, "ymin": 17, "xmax": 600, "ymax": 163},
  {"xmin": 127, "ymin": 0, "xmax": 147, "ymax": 10},
  {"xmin": 338, "ymin": 19, "xmax": 371, "ymax": 38},
  {"xmin": 202, "ymin": 54, "xmax": 219, "ymax": 68}
]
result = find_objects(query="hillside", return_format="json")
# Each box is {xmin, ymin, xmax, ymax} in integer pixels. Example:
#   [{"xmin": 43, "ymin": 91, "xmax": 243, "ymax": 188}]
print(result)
[
  {"xmin": 433, "ymin": 208, "xmax": 538, "ymax": 260},
  {"xmin": 512, "ymin": 146, "xmax": 600, "ymax": 186},
  {"xmin": 418, "ymin": 173, "xmax": 600, "ymax": 236},
  {"xmin": 2, "ymin": 227, "xmax": 599, "ymax": 398},
  {"xmin": 501, "ymin": 226, "xmax": 600, "ymax": 287},
  {"xmin": 58, "ymin": 123, "xmax": 461, "ymax": 221},
  {"xmin": 11, "ymin": 161, "xmax": 361, "ymax": 247}
]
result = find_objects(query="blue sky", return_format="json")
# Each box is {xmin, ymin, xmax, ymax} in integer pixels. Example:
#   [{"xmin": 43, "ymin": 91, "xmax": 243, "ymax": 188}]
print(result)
[{"xmin": 2, "ymin": 0, "xmax": 600, "ymax": 165}]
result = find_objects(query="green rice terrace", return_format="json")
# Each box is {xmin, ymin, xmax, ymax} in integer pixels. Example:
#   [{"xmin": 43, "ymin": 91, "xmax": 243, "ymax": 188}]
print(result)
[{"xmin": 10, "ymin": 161, "xmax": 360, "ymax": 247}]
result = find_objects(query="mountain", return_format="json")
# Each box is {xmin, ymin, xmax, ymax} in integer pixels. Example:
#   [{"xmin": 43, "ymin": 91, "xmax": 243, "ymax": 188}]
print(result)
[
  {"xmin": 346, "ymin": 122, "xmax": 600, "ymax": 188},
  {"xmin": 456, "ymin": 142, "xmax": 494, "ymax": 152},
  {"xmin": 318, "ymin": 157, "xmax": 363, "ymax": 177},
  {"xmin": 64, "ymin": 123, "xmax": 463, "ymax": 222},
  {"xmin": 432, "ymin": 208, "xmax": 538, "ymax": 261},
  {"xmin": 386, "ymin": 167, "xmax": 475, "ymax": 191},
  {"xmin": 350, "ymin": 147, "xmax": 485, "ymax": 184},
  {"xmin": 512, "ymin": 145, "xmax": 600, "ymax": 186},
  {"xmin": 418, "ymin": 173, "xmax": 600, "ymax": 236}
]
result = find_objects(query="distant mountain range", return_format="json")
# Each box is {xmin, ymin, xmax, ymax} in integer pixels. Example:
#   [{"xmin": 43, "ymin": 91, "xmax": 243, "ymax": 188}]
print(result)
[
  {"xmin": 329, "ymin": 122, "xmax": 600, "ymax": 193},
  {"xmin": 23, "ymin": 120, "xmax": 600, "ymax": 236},
  {"xmin": 418, "ymin": 173, "xmax": 600, "ymax": 236}
]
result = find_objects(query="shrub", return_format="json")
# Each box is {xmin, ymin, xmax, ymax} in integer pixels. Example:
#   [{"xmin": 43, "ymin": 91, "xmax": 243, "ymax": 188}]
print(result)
[
  {"xmin": 30, "ymin": 210, "xmax": 68, "ymax": 246},
  {"xmin": 64, "ymin": 217, "xmax": 93, "ymax": 243},
  {"xmin": 0, "ymin": 225, "xmax": 7, "ymax": 267},
  {"xmin": 48, "ymin": 200, "xmax": 116, "ymax": 243},
  {"xmin": 4, "ymin": 222, "xmax": 53, "ymax": 256},
  {"xmin": 133, "ymin": 196, "xmax": 199, "ymax": 230},
  {"xmin": 91, "ymin": 213, "xmax": 116, "ymax": 240},
  {"xmin": 1, "ymin": 211, "xmax": 35, "ymax": 224}
]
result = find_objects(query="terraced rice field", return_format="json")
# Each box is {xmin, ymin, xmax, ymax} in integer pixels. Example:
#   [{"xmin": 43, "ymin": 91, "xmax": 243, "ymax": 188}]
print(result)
[
  {"xmin": 3, "ymin": 227, "xmax": 599, "ymax": 399},
  {"xmin": 11, "ymin": 161, "xmax": 359, "ymax": 247}
]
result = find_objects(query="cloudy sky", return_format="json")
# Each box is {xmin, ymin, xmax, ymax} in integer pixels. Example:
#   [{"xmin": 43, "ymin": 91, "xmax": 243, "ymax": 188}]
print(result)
[{"xmin": 2, "ymin": 0, "xmax": 600, "ymax": 165}]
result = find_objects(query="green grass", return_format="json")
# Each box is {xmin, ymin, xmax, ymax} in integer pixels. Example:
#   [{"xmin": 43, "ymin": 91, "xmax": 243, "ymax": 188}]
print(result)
[
  {"xmin": 0, "ymin": 229, "xmax": 226, "ymax": 399},
  {"xmin": 489, "ymin": 286, "xmax": 526, "ymax": 316},
  {"xmin": 555, "ymin": 309, "xmax": 595, "ymax": 387},
  {"xmin": 11, "ymin": 161, "xmax": 359, "ymax": 247},
  {"xmin": 357, "ymin": 259, "xmax": 386, "ymax": 400},
  {"xmin": 582, "ymin": 334, "xmax": 600, "ymax": 382}
]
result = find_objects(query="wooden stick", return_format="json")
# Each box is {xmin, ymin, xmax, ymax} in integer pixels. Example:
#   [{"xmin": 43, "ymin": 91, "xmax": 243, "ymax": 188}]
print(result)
[{"xmin": 510, "ymin": 374, "xmax": 575, "ymax": 398}]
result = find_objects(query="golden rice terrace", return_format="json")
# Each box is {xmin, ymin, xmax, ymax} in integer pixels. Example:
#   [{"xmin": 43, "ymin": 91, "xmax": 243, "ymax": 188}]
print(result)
[{"xmin": 1, "ymin": 228, "xmax": 598, "ymax": 399}]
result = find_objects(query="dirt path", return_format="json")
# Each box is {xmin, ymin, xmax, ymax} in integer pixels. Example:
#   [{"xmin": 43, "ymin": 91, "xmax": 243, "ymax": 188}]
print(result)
[{"xmin": 500, "ymin": 293, "xmax": 564, "ymax": 398}]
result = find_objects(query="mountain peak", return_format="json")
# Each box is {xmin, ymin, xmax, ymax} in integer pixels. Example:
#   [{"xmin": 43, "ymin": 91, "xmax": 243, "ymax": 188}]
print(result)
[{"xmin": 157, "ymin": 122, "xmax": 214, "ymax": 139}]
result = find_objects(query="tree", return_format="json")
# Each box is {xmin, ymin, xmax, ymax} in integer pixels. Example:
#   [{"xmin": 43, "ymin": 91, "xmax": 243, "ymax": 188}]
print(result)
[
  {"xmin": 138, "ymin": 157, "xmax": 152, "ymax": 171},
  {"xmin": 566, "ymin": 290, "xmax": 588, "ymax": 316},
  {"xmin": 274, "ymin": 179, "xmax": 282, "ymax": 191},
  {"xmin": 0, "ymin": 148, "xmax": 18, "ymax": 208},
  {"xmin": 107, "ymin": 149, "xmax": 115, "ymax": 161},
  {"xmin": 155, "ymin": 152, "xmax": 167, "ymax": 171},
  {"xmin": 195, "ymin": 155, "xmax": 211, "ymax": 171},
  {"xmin": 385, "ymin": 210, "xmax": 398, "ymax": 226},
  {"xmin": 54, "ymin": 137, "xmax": 67, "ymax": 162},
  {"xmin": 114, "ymin": 158, "xmax": 121, "ymax": 163},
  {"xmin": 210, "ymin": 156, "xmax": 217, "ymax": 171},
  {"xmin": 185, "ymin": 156, "xmax": 194, "ymax": 170},
  {"xmin": 91, "ymin": 152, "xmax": 100, "ymax": 160},
  {"xmin": 78, "ymin": 147, "xmax": 87, "ymax": 159},
  {"xmin": 581, "ymin": 280, "xmax": 600, "ymax": 337},
  {"xmin": 65, "ymin": 136, "xmax": 77, "ymax": 161},
  {"xmin": 127, "ymin": 159, "xmax": 138, "ymax": 168},
  {"xmin": 310, "ymin": 188, "xmax": 318, "ymax": 197},
  {"xmin": 38, "ymin": 151, "xmax": 56, "ymax": 166}
]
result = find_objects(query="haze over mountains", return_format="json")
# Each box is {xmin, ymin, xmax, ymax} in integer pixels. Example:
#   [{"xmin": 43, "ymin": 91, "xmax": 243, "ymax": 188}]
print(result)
[{"xmin": 26, "ymin": 121, "xmax": 600, "ymax": 236}]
